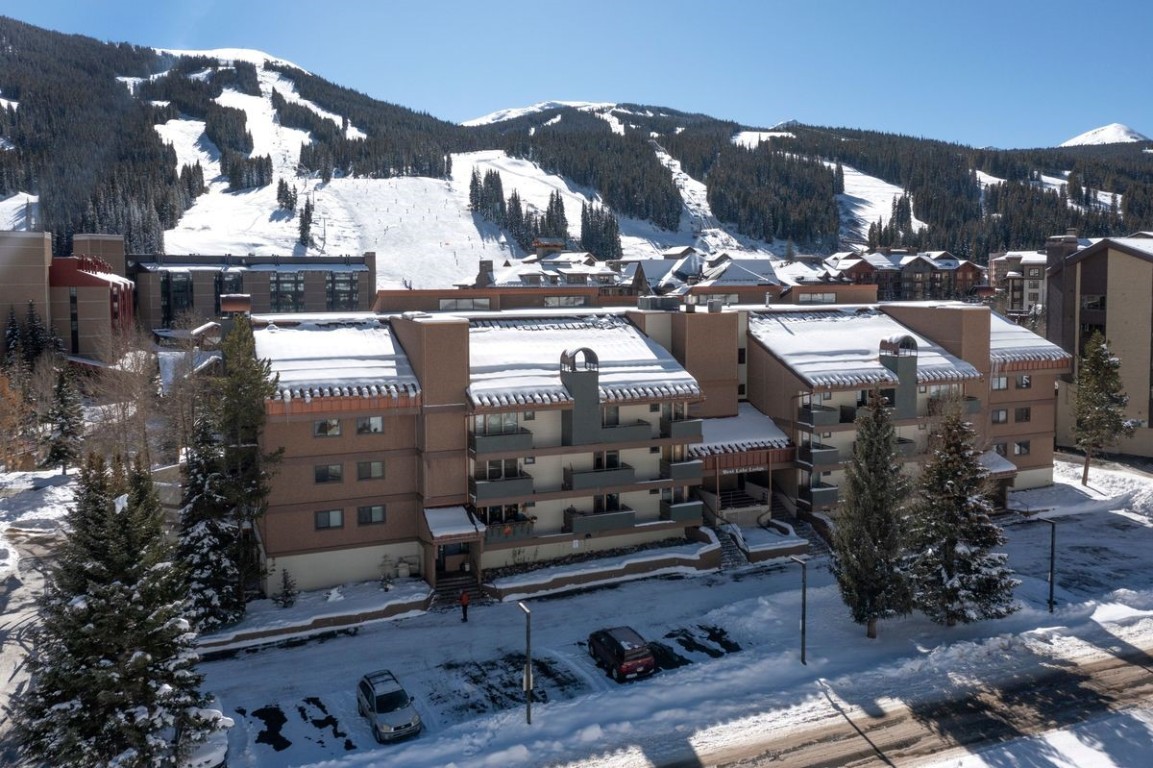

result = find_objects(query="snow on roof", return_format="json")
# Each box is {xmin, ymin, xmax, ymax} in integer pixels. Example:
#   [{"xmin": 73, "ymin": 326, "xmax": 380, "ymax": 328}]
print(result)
[
  {"xmin": 746, "ymin": 307, "xmax": 981, "ymax": 389},
  {"xmin": 467, "ymin": 315, "xmax": 701, "ymax": 408},
  {"xmin": 689, "ymin": 403, "xmax": 791, "ymax": 458},
  {"xmin": 424, "ymin": 506, "xmax": 485, "ymax": 539},
  {"xmin": 979, "ymin": 449, "xmax": 1018, "ymax": 477},
  {"xmin": 988, "ymin": 313, "xmax": 1071, "ymax": 367},
  {"xmin": 700, "ymin": 259, "xmax": 781, "ymax": 286},
  {"xmin": 254, "ymin": 321, "xmax": 420, "ymax": 401}
]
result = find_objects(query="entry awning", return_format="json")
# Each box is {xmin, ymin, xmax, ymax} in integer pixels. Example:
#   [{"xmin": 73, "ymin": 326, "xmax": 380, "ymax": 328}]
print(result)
[
  {"xmin": 422, "ymin": 506, "xmax": 486, "ymax": 545},
  {"xmin": 979, "ymin": 450, "xmax": 1019, "ymax": 480}
]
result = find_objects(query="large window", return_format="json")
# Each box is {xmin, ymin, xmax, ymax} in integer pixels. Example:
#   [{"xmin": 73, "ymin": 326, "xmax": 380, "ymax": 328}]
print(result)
[
  {"xmin": 313, "ymin": 418, "xmax": 341, "ymax": 437},
  {"xmin": 477, "ymin": 458, "xmax": 518, "ymax": 481},
  {"xmin": 1016, "ymin": 374, "xmax": 1032, "ymax": 389},
  {"xmin": 315, "ymin": 509, "xmax": 343, "ymax": 529},
  {"xmin": 438, "ymin": 297, "xmax": 491, "ymax": 311},
  {"xmin": 1013, "ymin": 440, "xmax": 1031, "ymax": 456},
  {"xmin": 357, "ymin": 505, "xmax": 386, "ymax": 525},
  {"xmin": 356, "ymin": 416, "xmax": 383, "ymax": 434},
  {"xmin": 161, "ymin": 272, "xmax": 194, "ymax": 326},
  {"xmin": 543, "ymin": 296, "xmax": 589, "ymax": 307},
  {"xmin": 214, "ymin": 271, "xmax": 243, "ymax": 314},
  {"xmin": 991, "ymin": 376, "xmax": 1008, "ymax": 391},
  {"xmin": 357, "ymin": 461, "xmax": 384, "ymax": 480},
  {"xmin": 314, "ymin": 464, "xmax": 343, "ymax": 483},
  {"xmin": 1015, "ymin": 407, "xmax": 1031, "ymax": 423},
  {"xmin": 270, "ymin": 271, "xmax": 305, "ymax": 312},
  {"xmin": 326, "ymin": 271, "xmax": 359, "ymax": 311},
  {"xmin": 991, "ymin": 409, "xmax": 1008, "ymax": 424},
  {"xmin": 1081, "ymin": 295, "xmax": 1107, "ymax": 311},
  {"xmin": 474, "ymin": 412, "xmax": 518, "ymax": 435},
  {"xmin": 798, "ymin": 292, "xmax": 837, "ymax": 304}
]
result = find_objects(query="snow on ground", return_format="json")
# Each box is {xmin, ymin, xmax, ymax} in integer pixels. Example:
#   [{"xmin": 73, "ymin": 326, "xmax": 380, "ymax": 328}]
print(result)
[
  {"xmin": 831, "ymin": 160, "xmax": 928, "ymax": 244},
  {"xmin": 8, "ymin": 459, "xmax": 1153, "ymax": 767},
  {"xmin": 1060, "ymin": 123, "xmax": 1150, "ymax": 147},
  {"xmin": 732, "ymin": 130, "xmax": 794, "ymax": 149},
  {"xmin": 0, "ymin": 471, "xmax": 72, "ymax": 580},
  {"xmin": 0, "ymin": 192, "xmax": 38, "ymax": 231},
  {"xmin": 974, "ymin": 169, "xmax": 1121, "ymax": 216}
]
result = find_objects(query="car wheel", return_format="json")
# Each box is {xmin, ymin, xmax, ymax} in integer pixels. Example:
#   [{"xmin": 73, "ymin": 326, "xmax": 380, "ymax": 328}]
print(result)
[
  {"xmin": 373, "ymin": 728, "xmax": 384, "ymax": 744},
  {"xmin": 614, "ymin": 668, "xmax": 625, "ymax": 683}
]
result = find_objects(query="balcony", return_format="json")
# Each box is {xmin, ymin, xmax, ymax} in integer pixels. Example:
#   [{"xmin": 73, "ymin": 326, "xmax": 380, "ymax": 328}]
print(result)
[
  {"xmin": 564, "ymin": 505, "xmax": 636, "ymax": 534},
  {"xmin": 660, "ymin": 459, "xmax": 703, "ymax": 483},
  {"xmin": 798, "ymin": 483, "xmax": 839, "ymax": 508},
  {"xmin": 660, "ymin": 498, "xmax": 704, "ymax": 523},
  {"xmin": 470, "ymin": 427, "xmax": 533, "ymax": 454},
  {"xmin": 563, "ymin": 463, "xmax": 635, "ymax": 491},
  {"xmin": 661, "ymin": 417, "xmax": 703, "ymax": 440},
  {"xmin": 797, "ymin": 443, "xmax": 840, "ymax": 468},
  {"xmin": 600, "ymin": 420, "xmax": 652, "ymax": 444},
  {"xmin": 928, "ymin": 396, "xmax": 981, "ymax": 416},
  {"xmin": 484, "ymin": 517, "xmax": 535, "ymax": 544},
  {"xmin": 797, "ymin": 404, "xmax": 840, "ymax": 427},
  {"xmin": 468, "ymin": 472, "xmax": 535, "ymax": 502}
]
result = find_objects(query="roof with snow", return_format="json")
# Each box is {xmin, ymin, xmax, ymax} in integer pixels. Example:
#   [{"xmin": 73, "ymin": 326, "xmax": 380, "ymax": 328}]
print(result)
[
  {"xmin": 467, "ymin": 315, "xmax": 701, "ymax": 408},
  {"xmin": 988, "ymin": 313, "xmax": 1072, "ymax": 368},
  {"xmin": 424, "ymin": 506, "xmax": 484, "ymax": 542},
  {"xmin": 746, "ymin": 307, "xmax": 982, "ymax": 389},
  {"xmin": 254, "ymin": 320, "xmax": 420, "ymax": 402},
  {"xmin": 979, "ymin": 449, "xmax": 1018, "ymax": 478},
  {"xmin": 689, "ymin": 403, "xmax": 791, "ymax": 458}
]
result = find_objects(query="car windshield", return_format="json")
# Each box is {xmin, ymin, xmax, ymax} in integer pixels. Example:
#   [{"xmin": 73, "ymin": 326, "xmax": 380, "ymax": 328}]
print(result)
[{"xmin": 374, "ymin": 690, "xmax": 410, "ymax": 713}]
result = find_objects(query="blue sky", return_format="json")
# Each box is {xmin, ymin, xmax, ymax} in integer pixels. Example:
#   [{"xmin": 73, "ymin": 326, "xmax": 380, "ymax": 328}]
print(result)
[{"xmin": 9, "ymin": 0, "xmax": 1152, "ymax": 149}]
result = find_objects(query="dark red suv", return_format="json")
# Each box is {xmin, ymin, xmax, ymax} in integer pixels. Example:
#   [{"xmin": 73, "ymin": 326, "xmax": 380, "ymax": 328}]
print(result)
[{"xmin": 587, "ymin": 626, "xmax": 656, "ymax": 682}]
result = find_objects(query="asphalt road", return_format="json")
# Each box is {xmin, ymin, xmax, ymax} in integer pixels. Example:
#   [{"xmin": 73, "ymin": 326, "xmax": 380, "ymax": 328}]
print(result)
[{"xmin": 671, "ymin": 645, "xmax": 1153, "ymax": 767}]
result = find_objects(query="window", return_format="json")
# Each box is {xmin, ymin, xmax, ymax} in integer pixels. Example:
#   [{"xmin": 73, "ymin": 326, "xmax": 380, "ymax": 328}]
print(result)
[
  {"xmin": 215, "ymin": 271, "xmax": 243, "ymax": 314},
  {"xmin": 523, "ymin": 456, "xmax": 535, "ymax": 465},
  {"xmin": 798, "ymin": 292, "xmax": 837, "ymax": 304},
  {"xmin": 523, "ymin": 410, "xmax": 535, "ymax": 421},
  {"xmin": 1015, "ymin": 407, "xmax": 1031, "ymax": 423},
  {"xmin": 314, "ymin": 464, "xmax": 343, "ymax": 483},
  {"xmin": 650, "ymin": 446, "xmax": 660, "ymax": 454},
  {"xmin": 1081, "ymin": 295, "xmax": 1106, "ymax": 311},
  {"xmin": 478, "ymin": 458, "xmax": 518, "ymax": 481},
  {"xmin": 650, "ymin": 403, "xmax": 661, "ymax": 413},
  {"xmin": 543, "ymin": 295, "xmax": 589, "ymax": 307},
  {"xmin": 438, "ymin": 297, "xmax": 491, "ymax": 311},
  {"xmin": 991, "ymin": 376, "xmax": 1008, "ymax": 391},
  {"xmin": 326, "ymin": 271, "xmax": 359, "ymax": 311},
  {"xmin": 356, "ymin": 416, "xmax": 383, "ymax": 434},
  {"xmin": 315, "ymin": 509, "xmax": 343, "ymax": 529},
  {"xmin": 737, "ymin": 348, "xmax": 747, "ymax": 364},
  {"xmin": 314, "ymin": 418, "xmax": 341, "ymax": 437},
  {"xmin": 603, "ymin": 405, "xmax": 620, "ymax": 427},
  {"xmin": 991, "ymin": 409, "xmax": 1008, "ymax": 424},
  {"xmin": 1027, "ymin": 268, "xmax": 1042, "ymax": 279},
  {"xmin": 1013, "ymin": 440, "xmax": 1031, "ymax": 456},
  {"xmin": 738, "ymin": 384, "xmax": 747, "ymax": 396},
  {"xmin": 270, "ymin": 271, "xmax": 305, "ymax": 312},
  {"xmin": 993, "ymin": 442, "xmax": 1007, "ymax": 456},
  {"xmin": 357, "ymin": 505, "xmax": 386, "ymax": 525},
  {"xmin": 357, "ymin": 461, "xmax": 384, "ymax": 480},
  {"xmin": 474, "ymin": 412, "xmax": 518, "ymax": 435},
  {"xmin": 595, "ymin": 450, "xmax": 620, "ymax": 470},
  {"xmin": 1016, "ymin": 375, "xmax": 1032, "ymax": 389}
]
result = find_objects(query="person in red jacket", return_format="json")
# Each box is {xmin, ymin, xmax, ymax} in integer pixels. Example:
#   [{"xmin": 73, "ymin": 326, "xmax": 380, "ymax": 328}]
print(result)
[{"xmin": 459, "ymin": 588, "xmax": 470, "ymax": 622}]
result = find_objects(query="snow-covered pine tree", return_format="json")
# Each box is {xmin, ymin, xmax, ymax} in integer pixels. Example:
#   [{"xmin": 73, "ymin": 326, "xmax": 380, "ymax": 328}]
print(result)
[
  {"xmin": 904, "ymin": 409, "xmax": 1018, "ymax": 626},
  {"xmin": 1074, "ymin": 330, "xmax": 1137, "ymax": 485},
  {"xmin": 16, "ymin": 455, "xmax": 208, "ymax": 767},
  {"xmin": 41, "ymin": 367, "xmax": 85, "ymax": 475},
  {"xmin": 830, "ymin": 391, "xmax": 912, "ymax": 638},
  {"xmin": 218, "ymin": 316, "xmax": 281, "ymax": 608},
  {"xmin": 177, "ymin": 413, "xmax": 244, "ymax": 630}
]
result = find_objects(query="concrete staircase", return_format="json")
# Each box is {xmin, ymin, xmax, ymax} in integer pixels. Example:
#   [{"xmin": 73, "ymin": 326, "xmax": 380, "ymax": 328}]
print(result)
[
  {"xmin": 713, "ymin": 524, "xmax": 750, "ymax": 570},
  {"xmin": 428, "ymin": 573, "xmax": 487, "ymax": 613}
]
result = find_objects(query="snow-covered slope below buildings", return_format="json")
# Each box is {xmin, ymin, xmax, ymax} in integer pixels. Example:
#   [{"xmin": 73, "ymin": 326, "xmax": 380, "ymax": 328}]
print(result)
[{"xmin": 1060, "ymin": 122, "xmax": 1150, "ymax": 147}]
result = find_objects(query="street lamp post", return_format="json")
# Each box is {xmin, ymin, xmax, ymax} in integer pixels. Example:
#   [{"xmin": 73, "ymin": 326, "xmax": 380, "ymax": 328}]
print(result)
[
  {"xmin": 1041, "ymin": 518, "xmax": 1056, "ymax": 613},
  {"xmin": 518, "ymin": 601, "xmax": 532, "ymax": 724},
  {"xmin": 789, "ymin": 555, "xmax": 808, "ymax": 665}
]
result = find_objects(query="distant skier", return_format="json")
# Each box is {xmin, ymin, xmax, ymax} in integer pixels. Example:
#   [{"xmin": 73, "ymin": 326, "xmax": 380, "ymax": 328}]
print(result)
[{"xmin": 459, "ymin": 589, "xmax": 470, "ymax": 623}]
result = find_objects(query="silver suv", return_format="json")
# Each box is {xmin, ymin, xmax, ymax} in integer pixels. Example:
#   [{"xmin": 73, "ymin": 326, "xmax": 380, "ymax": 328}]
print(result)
[{"xmin": 356, "ymin": 670, "xmax": 422, "ymax": 743}]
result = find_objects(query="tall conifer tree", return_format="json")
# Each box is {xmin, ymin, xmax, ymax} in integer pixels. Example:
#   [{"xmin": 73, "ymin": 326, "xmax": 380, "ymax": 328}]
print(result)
[
  {"xmin": 904, "ymin": 411, "xmax": 1018, "ymax": 626},
  {"xmin": 1073, "ymin": 331, "xmax": 1136, "ymax": 485},
  {"xmin": 830, "ymin": 392, "xmax": 911, "ymax": 638}
]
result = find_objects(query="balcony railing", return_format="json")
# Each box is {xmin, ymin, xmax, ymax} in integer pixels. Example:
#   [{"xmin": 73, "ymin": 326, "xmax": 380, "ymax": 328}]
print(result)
[
  {"xmin": 468, "ymin": 472, "xmax": 535, "ymax": 501},
  {"xmin": 600, "ymin": 420, "xmax": 652, "ymax": 443},
  {"xmin": 484, "ymin": 517, "xmax": 535, "ymax": 544},
  {"xmin": 564, "ymin": 505, "xmax": 636, "ymax": 534},
  {"xmin": 660, "ymin": 459, "xmax": 703, "ymax": 482},
  {"xmin": 470, "ymin": 427, "xmax": 533, "ymax": 454},
  {"xmin": 798, "ymin": 483, "xmax": 839, "ymax": 508},
  {"xmin": 797, "ymin": 443, "xmax": 840, "ymax": 467},
  {"xmin": 660, "ymin": 498, "xmax": 704, "ymax": 523},
  {"xmin": 660, "ymin": 417, "xmax": 703, "ymax": 440},
  {"xmin": 563, "ymin": 463, "xmax": 636, "ymax": 491},
  {"xmin": 928, "ymin": 396, "xmax": 982, "ymax": 416},
  {"xmin": 797, "ymin": 405, "xmax": 840, "ymax": 427},
  {"xmin": 896, "ymin": 437, "xmax": 918, "ymax": 457}
]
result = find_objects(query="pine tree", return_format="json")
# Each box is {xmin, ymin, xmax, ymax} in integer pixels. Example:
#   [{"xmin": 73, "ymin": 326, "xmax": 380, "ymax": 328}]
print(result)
[
  {"xmin": 41, "ymin": 367, "xmax": 85, "ymax": 475},
  {"xmin": 904, "ymin": 410, "xmax": 1018, "ymax": 626},
  {"xmin": 15, "ymin": 455, "xmax": 207, "ymax": 767},
  {"xmin": 1074, "ymin": 330, "xmax": 1137, "ymax": 485},
  {"xmin": 177, "ymin": 412, "xmax": 244, "ymax": 630},
  {"xmin": 218, "ymin": 316, "xmax": 281, "ymax": 607},
  {"xmin": 830, "ymin": 392, "xmax": 912, "ymax": 638}
]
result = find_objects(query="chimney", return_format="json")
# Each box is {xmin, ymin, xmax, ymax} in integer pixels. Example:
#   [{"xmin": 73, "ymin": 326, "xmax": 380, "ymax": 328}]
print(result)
[{"xmin": 1046, "ymin": 229, "xmax": 1080, "ymax": 270}]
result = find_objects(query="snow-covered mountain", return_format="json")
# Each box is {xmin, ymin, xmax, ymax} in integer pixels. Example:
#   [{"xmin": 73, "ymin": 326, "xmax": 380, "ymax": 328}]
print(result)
[{"xmin": 1060, "ymin": 122, "xmax": 1150, "ymax": 147}]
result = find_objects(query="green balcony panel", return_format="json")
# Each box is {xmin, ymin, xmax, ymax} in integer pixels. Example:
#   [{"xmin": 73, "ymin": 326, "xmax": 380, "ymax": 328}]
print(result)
[
  {"xmin": 469, "ymin": 473, "xmax": 535, "ymax": 501},
  {"xmin": 470, "ymin": 428, "xmax": 534, "ymax": 454},
  {"xmin": 660, "ymin": 499, "xmax": 704, "ymax": 523}
]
